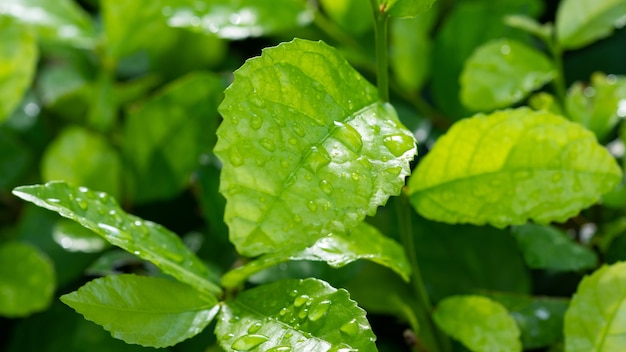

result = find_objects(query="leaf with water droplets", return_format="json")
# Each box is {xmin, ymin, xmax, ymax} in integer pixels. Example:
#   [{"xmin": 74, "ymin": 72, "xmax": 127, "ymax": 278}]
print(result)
[
  {"xmin": 215, "ymin": 39, "xmax": 417, "ymax": 257},
  {"xmin": 216, "ymin": 278, "xmax": 377, "ymax": 352},
  {"xmin": 556, "ymin": 0, "xmax": 626, "ymax": 50},
  {"xmin": 61, "ymin": 274, "xmax": 219, "ymax": 348},
  {"xmin": 12, "ymin": 181, "xmax": 222, "ymax": 296},
  {"xmin": 222, "ymin": 222, "xmax": 411, "ymax": 288},
  {"xmin": 408, "ymin": 108, "xmax": 622, "ymax": 228},
  {"xmin": 460, "ymin": 38, "xmax": 555, "ymax": 112}
]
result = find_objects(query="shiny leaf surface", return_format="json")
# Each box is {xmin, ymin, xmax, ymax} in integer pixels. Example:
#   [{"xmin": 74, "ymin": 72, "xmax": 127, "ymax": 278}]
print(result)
[{"xmin": 556, "ymin": 0, "xmax": 626, "ymax": 50}]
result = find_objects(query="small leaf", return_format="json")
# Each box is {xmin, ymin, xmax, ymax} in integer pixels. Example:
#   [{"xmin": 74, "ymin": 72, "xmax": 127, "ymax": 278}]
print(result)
[
  {"xmin": 222, "ymin": 222, "xmax": 411, "ymax": 288},
  {"xmin": 216, "ymin": 278, "xmax": 377, "ymax": 352},
  {"xmin": 320, "ymin": 0, "xmax": 373, "ymax": 35},
  {"xmin": 215, "ymin": 39, "xmax": 416, "ymax": 257},
  {"xmin": 378, "ymin": 0, "xmax": 436, "ymax": 18},
  {"xmin": 12, "ymin": 181, "xmax": 222, "ymax": 296},
  {"xmin": 433, "ymin": 295, "xmax": 522, "ymax": 352},
  {"xmin": 564, "ymin": 262, "xmax": 626, "ymax": 351},
  {"xmin": 461, "ymin": 39, "xmax": 555, "ymax": 112},
  {"xmin": 408, "ymin": 108, "xmax": 622, "ymax": 228},
  {"xmin": 0, "ymin": 16, "xmax": 38, "ymax": 123},
  {"xmin": 504, "ymin": 14, "xmax": 553, "ymax": 41},
  {"xmin": 512, "ymin": 224, "xmax": 598, "ymax": 271},
  {"xmin": 61, "ymin": 274, "xmax": 219, "ymax": 348},
  {"xmin": 556, "ymin": 0, "xmax": 626, "ymax": 50},
  {"xmin": 0, "ymin": 241, "xmax": 55, "ymax": 317}
]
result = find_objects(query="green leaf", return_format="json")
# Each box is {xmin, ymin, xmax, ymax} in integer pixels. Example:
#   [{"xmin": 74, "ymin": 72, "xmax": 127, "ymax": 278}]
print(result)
[
  {"xmin": 41, "ymin": 126, "xmax": 122, "ymax": 200},
  {"xmin": 0, "ymin": 0, "xmax": 95, "ymax": 47},
  {"xmin": 504, "ymin": 14, "xmax": 553, "ymax": 42},
  {"xmin": 461, "ymin": 39, "xmax": 555, "ymax": 112},
  {"xmin": 378, "ymin": 0, "xmax": 436, "ymax": 17},
  {"xmin": 556, "ymin": 0, "xmax": 626, "ymax": 50},
  {"xmin": 222, "ymin": 222, "xmax": 411, "ymax": 288},
  {"xmin": 0, "ymin": 16, "xmax": 37, "ymax": 123},
  {"xmin": 319, "ymin": 0, "xmax": 372, "ymax": 35},
  {"xmin": 12, "ymin": 181, "xmax": 222, "ymax": 296},
  {"xmin": 164, "ymin": 0, "xmax": 314, "ymax": 39},
  {"xmin": 61, "ymin": 274, "xmax": 219, "ymax": 348},
  {"xmin": 564, "ymin": 262, "xmax": 626, "ymax": 351},
  {"xmin": 0, "ymin": 241, "xmax": 55, "ymax": 317},
  {"xmin": 216, "ymin": 278, "xmax": 377, "ymax": 351},
  {"xmin": 0, "ymin": 130, "xmax": 31, "ymax": 191},
  {"xmin": 433, "ymin": 295, "xmax": 522, "ymax": 352},
  {"xmin": 87, "ymin": 72, "xmax": 117, "ymax": 133},
  {"xmin": 215, "ymin": 39, "xmax": 417, "ymax": 257},
  {"xmin": 52, "ymin": 219, "xmax": 109, "ymax": 253},
  {"xmin": 122, "ymin": 72, "xmax": 223, "ymax": 203},
  {"xmin": 512, "ymin": 224, "xmax": 598, "ymax": 271},
  {"xmin": 408, "ymin": 108, "xmax": 622, "ymax": 228}
]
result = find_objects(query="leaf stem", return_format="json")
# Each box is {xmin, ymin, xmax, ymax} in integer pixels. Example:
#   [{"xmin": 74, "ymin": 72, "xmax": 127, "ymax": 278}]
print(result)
[
  {"xmin": 547, "ymin": 40, "xmax": 567, "ymax": 106},
  {"xmin": 370, "ymin": 0, "xmax": 390, "ymax": 102}
]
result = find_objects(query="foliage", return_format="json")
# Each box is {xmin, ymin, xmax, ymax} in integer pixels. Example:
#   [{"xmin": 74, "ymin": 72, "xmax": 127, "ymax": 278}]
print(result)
[{"xmin": 1, "ymin": 0, "xmax": 626, "ymax": 351}]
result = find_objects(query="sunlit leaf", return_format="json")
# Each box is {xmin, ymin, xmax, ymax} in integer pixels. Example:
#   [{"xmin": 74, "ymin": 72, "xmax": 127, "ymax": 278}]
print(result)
[
  {"xmin": 61, "ymin": 274, "xmax": 219, "ymax": 348},
  {"xmin": 434, "ymin": 295, "xmax": 522, "ymax": 352},
  {"xmin": 461, "ymin": 39, "xmax": 555, "ymax": 112},
  {"xmin": 222, "ymin": 222, "xmax": 411, "ymax": 288},
  {"xmin": 564, "ymin": 262, "xmax": 626, "ymax": 351},
  {"xmin": 216, "ymin": 278, "xmax": 376, "ymax": 351},
  {"xmin": 408, "ymin": 108, "xmax": 622, "ymax": 228},
  {"xmin": 556, "ymin": 0, "xmax": 626, "ymax": 50},
  {"xmin": 12, "ymin": 181, "xmax": 222, "ymax": 296},
  {"xmin": 215, "ymin": 39, "xmax": 416, "ymax": 257},
  {"xmin": 0, "ymin": 241, "xmax": 55, "ymax": 317}
]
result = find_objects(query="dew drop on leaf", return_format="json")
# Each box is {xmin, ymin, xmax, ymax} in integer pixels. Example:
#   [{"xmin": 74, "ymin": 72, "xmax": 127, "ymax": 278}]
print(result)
[
  {"xmin": 46, "ymin": 198, "xmax": 61, "ymax": 203},
  {"xmin": 294, "ymin": 294, "xmax": 311, "ymax": 308},
  {"xmin": 250, "ymin": 96, "xmax": 266, "ymax": 108},
  {"xmin": 384, "ymin": 167, "xmax": 402, "ymax": 176},
  {"xmin": 231, "ymin": 334, "xmax": 269, "ymax": 351},
  {"xmin": 382, "ymin": 134, "xmax": 414, "ymax": 157},
  {"xmin": 333, "ymin": 122, "xmax": 363, "ymax": 154},
  {"xmin": 260, "ymin": 138, "xmax": 276, "ymax": 151},
  {"xmin": 250, "ymin": 115, "xmax": 263, "ymax": 130},
  {"xmin": 229, "ymin": 148, "xmax": 244, "ymax": 166},
  {"xmin": 288, "ymin": 137, "xmax": 298, "ymax": 145},
  {"xmin": 308, "ymin": 300, "xmax": 331, "ymax": 321},
  {"xmin": 306, "ymin": 147, "xmax": 332, "ymax": 172},
  {"xmin": 247, "ymin": 322, "xmax": 263, "ymax": 334},
  {"xmin": 319, "ymin": 179, "xmax": 334, "ymax": 195},
  {"xmin": 292, "ymin": 123, "xmax": 305, "ymax": 137},
  {"xmin": 340, "ymin": 319, "xmax": 360, "ymax": 336}
]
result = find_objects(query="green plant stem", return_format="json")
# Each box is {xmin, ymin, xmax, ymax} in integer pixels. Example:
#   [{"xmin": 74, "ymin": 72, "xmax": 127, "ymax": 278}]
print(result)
[
  {"xmin": 548, "ymin": 41, "xmax": 567, "ymax": 106},
  {"xmin": 369, "ymin": 0, "xmax": 390, "ymax": 102}
]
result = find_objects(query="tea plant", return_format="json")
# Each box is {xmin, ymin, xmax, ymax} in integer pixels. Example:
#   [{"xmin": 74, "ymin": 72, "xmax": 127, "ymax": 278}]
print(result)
[{"xmin": 1, "ymin": 0, "xmax": 626, "ymax": 351}]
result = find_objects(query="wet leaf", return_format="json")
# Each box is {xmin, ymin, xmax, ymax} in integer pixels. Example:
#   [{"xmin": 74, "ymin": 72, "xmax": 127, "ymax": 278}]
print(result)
[
  {"xmin": 61, "ymin": 274, "xmax": 219, "ymax": 348},
  {"xmin": 216, "ymin": 278, "xmax": 376, "ymax": 351},
  {"xmin": 12, "ymin": 181, "xmax": 222, "ymax": 296},
  {"xmin": 215, "ymin": 39, "xmax": 416, "ymax": 257},
  {"xmin": 556, "ymin": 0, "xmax": 626, "ymax": 50},
  {"xmin": 408, "ymin": 108, "xmax": 622, "ymax": 228},
  {"xmin": 52, "ymin": 219, "xmax": 109, "ymax": 253}
]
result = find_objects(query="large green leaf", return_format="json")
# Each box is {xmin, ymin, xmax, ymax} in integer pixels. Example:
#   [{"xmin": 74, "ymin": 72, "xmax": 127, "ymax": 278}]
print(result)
[
  {"xmin": 216, "ymin": 278, "xmax": 377, "ymax": 351},
  {"xmin": 0, "ymin": 16, "xmax": 37, "ymax": 123},
  {"xmin": 512, "ymin": 224, "xmax": 598, "ymax": 271},
  {"xmin": 433, "ymin": 295, "xmax": 522, "ymax": 352},
  {"xmin": 122, "ymin": 72, "xmax": 223, "ymax": 203},
  {"xmin": 556, "ymin": 0, "xmax": 626, "ymax": 50},
  {"xmin": 377, "ymin": 0, "xmax": 436, "ymax": 17},
  {"xmin": 215, "ymin": 39, "xmax": 417, "ymax": 257},
  {"xmin": 460, "ymin": 39, "xmax": 555, "ymax": 112},
  {"xmin": 12, "ymin": 181, "xmax": 222, "ymax": 296},
  {"xmin": 222, "ymin": 222, "xmax": 411, "ymax": 288},
  {"xmin": 0, "ymin": 241, "xmax": 55, "ymax": 317},
  {"xmin": 408, "ymin": 108, "xmax": 622, "ymax": 228},
  {"xmin": 564, "ymin": 262, "xmax": 626, "ymax": 351},
  {"xmin": 61, "ymin": 274, "xmax": 219, "ymax": 348}
]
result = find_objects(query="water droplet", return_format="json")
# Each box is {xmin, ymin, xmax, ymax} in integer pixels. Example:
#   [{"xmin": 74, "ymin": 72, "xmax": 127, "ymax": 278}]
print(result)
[
  {"xmin": 298, "ymin": 308, "xmax": 308, "ymax": 319},
  {"xmin": 350, "ymin": 173, "xmax": 360, "ymax": 181},
  {"xmin": 333, "ymin": 122, "xmax": 363, "ymax": 154},
  {"xmin": 358, "ymin": 157, "xmax": 373, "ymax": 170},
  {"xmin": 319, "ymin": 180, "xmax": 334, "ymax": 195},
  {"xmin": 250, "ymin": 96, "xmax": 266, "ymax": 108},
  {"xmin": 383, "ymin": 134, "xmax": 414, "ymax": 157},
  {"xmin": 97, "ymin": 223, "xmax": 121, "ymax": 236},
  {"xmin": 347, "ymin": 100, "xmax": 354, "ymax": 110},
  {"xmin": 552, "ymin": 173, "xmax": 562, "ymax": 182},
  {"xmin": 293, "ymin": 214, "xmax": 302, "ymax": 223},
  {"xmin": 229, "ymin": 148, "xmax": 244, "ymax": 166},
  {"xmin": 247, "ymin": 322, "xmax": 263, "ymax": 334},
  {"xmin": 231, "ymin": 334, "xmax": 269, "ymax": 351},
  {"xmin": 340, "ymin": 319, "xmax": 360, "ymax": 336},
  {"xmin": 307, "ymin": 201, "xmax": 318, "ymax": 212},
  {"xmin": 250, "ymin": 115, "xmax": 263, "ymax": 130},
  {"xmin": 306, "ymin": 147, "xmax": 331, "ymax": 172},
  {"xmin": 308, "ymin": 300, "xmax": 331, "ymax": 321},
  {"xmin": 294, "ymin": 295, "xmax": 311, "ymax": 308},
  {"xmin": 78, "ymin": 186, "xmax": 89, "ymax": 193},
  {"xmin": 385, "ymin": 167, "xmax": 402, "ymax": 176},
  {"xmin": 279, "ymin": 308, "xmax": 289, "ymax": 316},
  {"xmin": 75, "ymin": 197, "xmax": 88, "ymax": 210},
  {"xmin": 260, "ymin": 138, "xmax": 276, "ymax": 151},
  {"xmin": 288, "ymin": 137, "xmax": 298, "ymax": 145},
  {"xmin": 274, "ymin": 116, "xmax": 286, "ymax": 127},
  {"xmin": 46, "ymin": 198, "xmax": 61, "ymax": 203},
  {"xmin": 500, "ymin": 44, "xmax": 511, "ymax": 55},
  {"xmin": 231, "ymin": 116, "xmax": 240, "ymax": 125},
  {"xmin": 292, "ymin": 123, "xmax": 305, "ymax": 137},
  {"xmin": 267, "ymin": 347, "xmax": 292, "ymax": 352}
]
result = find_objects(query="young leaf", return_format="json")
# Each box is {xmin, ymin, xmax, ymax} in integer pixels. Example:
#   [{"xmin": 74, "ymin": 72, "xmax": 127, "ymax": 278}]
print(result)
[
  {"xmin": 504, "ymin": 15, "xmax": 553, "ymax": 42},
  {"xmin": 216, "ymin": 278, "xmax": 377, "ymax": 351},
  {"xmin": 222, "ymin": 222, "xmax": 411, "ymax": 288},
  {"xmin": 61, "ymin": 274, "xmax": 219, "ymax": 348},
  {"xmin": 0, "ymin": 241, "xmax": 55, "ymax": 317},
  {"xmin": 556, "ymin": 0, "xmax": 626, "ymax": 50},
  {"xmin": 215, "ymin": 39, "xmax": 417, "ymax": 257},
  {"xmin": 461, "ymin": 39, "xmax": 555, "ymax": 112},
  {"xmin": 564, "ymin": 262, "xmax": 626, "ymax": 351},
  {"xmin": 408, "ymin": 108, "xmax": 622, "ymax": 228},
  {"xmin": 512, "ymin": 224, "xmax": 598, "ymax": 271},
  {"xmin": 12, "ymin": 181, "xmax": 222, "ymax": 296},
  {"xmin": 433, "ymin": 295, "xmax": 522, "ymax": 352},
  {"xmin": 377, "ymin": 0, "xmax": 436, "ymax": 18},
  {"xmin": 0, "ymin": 16, "xmax": 37, "ymax": 123}
]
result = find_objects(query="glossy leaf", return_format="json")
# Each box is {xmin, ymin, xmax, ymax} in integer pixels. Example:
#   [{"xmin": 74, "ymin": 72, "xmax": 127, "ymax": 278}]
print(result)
[
  {"xmin": 434, "ymin": 295, "xmax": 522, "ymax": 352},
  {"xmin": 12, "ymin": 181, "xmax": 222, "ymax": 296},
  {"xmin": 564, "ymin": 262, "xmax": 626, "ymax": 351},
  {"xmin": 163, "ymin": 0, "xmax": 314, "ymax": 39},
  {"xmin": 408, "ymin": 108, "xmax": 622, "ymax": 228},
  {"xmin": 319, "ymin": 0, "xmax": 372, "ymax": 35},
  {"xmin": 0, "ymin": 241, "xmax": 55, "ymax": 317},
  {"xmin": 461, "ymin": 39, "xmax": 555, "ymax": 111},
  {"xmin": 556, "ymin": 0, "xmax": 626, "ymax": 50},
  {"xmin": 0, "ymin": 16, "xmax": 37, "ymax": 123},
  {"xmin": 122, "ymin": 72, "xmax": 223, "ymax": 203},
  {"xmin": 216, "ymin": 278, "xmax": 377, "ymax": 351},
  {"xmin": 215, "ymin": 39, "xmax": 417, "ymax": 256},
  {"xmin": 222, "ymin": 222, "xmax": 411, "ymax": 288},
  {"xmin": 61, "ymin": 274, "xmax": 219, "ymax": 348},
  {"xmin": 53, "ymin": 219, "xmax": 109, "ymax": 253},
  {"xmin": 0, "ymin": 130, "xmax": 31, "ymax": 191},
  {"xmin": 0, "ymin": 0, "xmax": 95, "ymax": 47},
  {"xmin": 378, "ymin": 0, "xmax": 436, "ymax": 17},
  {"xmin": 512, "ymin": 224, "xmax": 597, "ymax": 271},
  {"xmin": 41, "ymin": 126, "xmax": 122, "ymax": 200}
]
